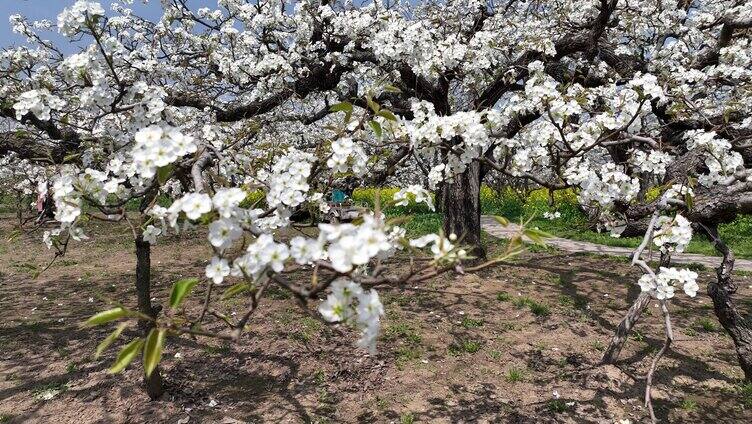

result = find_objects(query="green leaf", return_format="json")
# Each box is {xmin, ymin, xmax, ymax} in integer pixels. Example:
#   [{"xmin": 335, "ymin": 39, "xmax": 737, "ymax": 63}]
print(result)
[
  {"xmin": 376, "ymin": 110, "xmax": 397, "ymax": 121},
  {"xmin": 508, "ymin": 234, "xmax": 523, "ymax": 252},
  {"xmin": 222, "ymin": 282, "xmax": 250, "ymax": 300},
  {"xmin": 84, "ymin": 307, "xmax": 129, "ymax": 327},
  {"xmin": 63, "ymin": 153, "xmax": 80, "ymax": 163},
  {"xmin": 366, "ymin": 95, "xmax": 380, "ymax": 113},
  {"xmin": 493, "ymin": 215, "xmax": 509, "ymax": 227},
  {"xmin": 525, "ymin": 227, "xmax": 552, "ymax": 238},
  {"xmin": 523, "ymin": 228, "xmax": 551, "ymax": 246},
  {"xmin": 383, "ymin": 84, "xmax": 402, "ymax": 93},
  {"xmin": 369, "ymin": 120, "xmax": 383, "ymax": 138},
  {"xmin": 109, "ymin": 338, "xmax": 144, "ymax": 374},
  {"xmin": 6, "ymin": 229, "xmax": 22, "ymax": 242},
  {"xmin": 157, "ymin": 164, "xmax": 174, "ymax": 185},
  {"xmin": 95, "ymin": 323, "xmax": 128, "ymax": 359},
  {"xmin": 329, "ymin": 102, "xmax": 353, "ymax": 113},
  {"xmin": 169, "ymin": 278, "xmax": 200, "ymax": 309},
  {"xmin": 143, "ymin": 328, "xmax": 166, "ymax": 378}
]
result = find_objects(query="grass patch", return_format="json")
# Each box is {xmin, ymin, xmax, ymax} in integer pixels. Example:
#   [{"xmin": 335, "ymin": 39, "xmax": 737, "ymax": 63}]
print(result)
[
  {"xmin": 683, "ymin": 327, "xmax": 698, "ymax": 337},
  {"xmin": 740, "ymin": 382, "xmax": 752, "ymax": 408},
  {"xmin": 505, "ymin": 367, "xmax": 525, "ymax": 383},
  {"xmin": 528, "ymin": 302, "xmax": 550, "ymax": 317},
  {"xmin": 460, "ymin": 317, "xmax": 484, "ymax": 329},
  {"xmin": 383, "ymin": 322, "xmax": 422, "ymax": 345},
  {"xmin": 400, "ymin": 412, "xmax": 415, "ymax": 424},
  {"xmin": 496, "ymin": 291, "xmax": 511, "ymax": 302},
  {"xmin": 680, "ymin": 398, "xmax": 698, "ymax": 411},
  {"xmin": 631, "ymin": 330, "xmax": 646, "ymax": 343},
  {"xmin": 400, "ymin": 213, "xmax": 443, "ymax": 237},
  {"xmin": 292, "ymin": 316, "xmax": 324, "ymax": 343},
  {"xmin": 395, "ymin": 346, "xmax": 422, "ymax": 368},
  {"xmin": 384, "ymin": 322, "xmax": 423, "ymax": 368},
  {"xmin": 449, "ymin": 340, "xmax": 482, "ymax": 355},
  {"xmin": 696, "ymin": 317, "xmax": 717, "ymax": 332},
  {"xmin": 533, "ymin": 214, "xmax": 752, "ymax": 259},
  {"xmin": 548, "ymin": 399, "xmax": 569, "ymax": 413},
  {"xmin": 512, "ymin": 296, "xmax": 550, "ymax": 317},
  {"xmin": 355, "ymin": 184, "xmax": 752, "ymax": 258},
  {"xmin": 265, "ymin": 285, "xmax": 292, "ymax": 300},
  {"xmin": 488, "ymin": 350, "xmax": 503, "ymax": 360}
]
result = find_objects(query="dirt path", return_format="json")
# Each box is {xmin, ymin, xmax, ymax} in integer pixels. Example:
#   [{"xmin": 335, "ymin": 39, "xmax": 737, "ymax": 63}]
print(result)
[{"xmin": 481, "ymin": 215, "xmax": 752, "ymax": 272}]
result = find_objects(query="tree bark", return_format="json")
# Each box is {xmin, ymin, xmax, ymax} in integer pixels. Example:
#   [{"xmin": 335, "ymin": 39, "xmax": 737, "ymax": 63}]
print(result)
[
  {"xmin": 602, "ymin": 252, "xmax": 670, "ymax": 364},
  {"xmin": 135, "ymin": 235, "xmax": 165, "ymax": 399},
  {"xmin": 441, "ymin": 161, "xmax": 484, "ymax": 258},
  {"xmin": 703, "ymin": 225, "xmax": 752, "ymax": 381},
  {"xmin": 602, "ymin": 291, "xmax": 652, "ymax": 364}
]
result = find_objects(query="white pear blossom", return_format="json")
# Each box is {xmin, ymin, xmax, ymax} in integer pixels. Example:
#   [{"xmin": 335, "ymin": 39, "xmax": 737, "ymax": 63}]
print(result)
[
  {"xmin": 142, "ymin": 225, "xmax": 162, "ymax": 244},
  {"xmin": 205, "ymin": 257, "xmax": 231, "ymax": 285},
  {"xmin": 179, "ymin": 193, "xmax": 212, "ymax": 220},
  {"xmin": 208, "ymin": 218, "xmax": 242, "ymax": 250}
]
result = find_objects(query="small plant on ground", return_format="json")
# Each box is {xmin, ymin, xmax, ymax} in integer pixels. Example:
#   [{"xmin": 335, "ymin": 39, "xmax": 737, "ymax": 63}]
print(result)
[
  {"xmin": 680, "ymin": 398, "xmax": 698, "ymax": 411},
  {"xmin": 740, "ymin": 382, "xmax": 752, "ymax": 408},
  {"xmin": 696, "ymin": 317, "xmax": 717, "ymax": 332},
  {"xmin": 528, "ymin": 301, "xmax": 550, "ymax": 317},
  {"xmin": 505, "ymin": 367, "xmax": 525, "ymax": 383},
  {"xmin": 461, "ymin": 317, "xmax": 484, "ymax": 329},
  {"xmin": 449, "ymin": 340, "xmax": 482, "ymax": 355},
  {"xmin": 400, "ymin": 412, "xmax": 415, "ymax": 424},
  {"xmin": 395, "ymin": 346, "xmax": 423, "ymax": 369},
  {"xmin": 548, "ymin": 399, "xmax": 568, "ymax": 413},
  {"xmin": 512, "ymin": 296, "xmax": 550, "ymax": 317},
  {"xmin": 683, "ymin": 327, "xmax": 698, "ymax": 337},
  {"xmin": 496, "ymin": 291, "xmax": 511, "ymax": 302}
]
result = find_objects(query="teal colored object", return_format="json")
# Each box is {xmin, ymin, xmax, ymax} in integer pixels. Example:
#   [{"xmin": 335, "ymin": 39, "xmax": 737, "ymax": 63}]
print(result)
[{"xmin": 332, "ymin": 190, "xmax": 346, "ymax": 203}]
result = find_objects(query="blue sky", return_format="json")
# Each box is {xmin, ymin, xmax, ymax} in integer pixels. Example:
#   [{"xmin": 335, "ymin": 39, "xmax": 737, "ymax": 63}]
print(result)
[{"xmin": 1, "ymin": 0, "xmax": 218, "ymax": 53}]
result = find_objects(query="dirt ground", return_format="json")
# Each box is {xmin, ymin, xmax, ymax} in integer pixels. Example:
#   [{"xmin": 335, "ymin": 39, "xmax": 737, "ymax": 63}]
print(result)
[{"xmin": 1, "ymin": 215, "xmax": 751, "ymax": 423}]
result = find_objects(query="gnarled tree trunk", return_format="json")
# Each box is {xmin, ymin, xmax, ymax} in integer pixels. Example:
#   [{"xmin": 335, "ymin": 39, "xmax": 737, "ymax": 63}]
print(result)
[
  {"xmin": 441, "ymin": 161, "xmax": 484, "ymax": 258},
  {"xmin": 602, "ymin": 291, "xmax": 652, "ymax": 364},
  {"xmin": 602, "ymin": 252, "xmax": 670, "ymax": 364},
  {"xmin": 704, "ymin": 225, "xmax": 752, "ymax": 380}
]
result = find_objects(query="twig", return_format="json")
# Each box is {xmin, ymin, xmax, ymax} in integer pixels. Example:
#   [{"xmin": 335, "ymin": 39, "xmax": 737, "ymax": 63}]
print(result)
[{"xmin": 645, "ymin": 300, "xmax": 673, "ymax": 423}]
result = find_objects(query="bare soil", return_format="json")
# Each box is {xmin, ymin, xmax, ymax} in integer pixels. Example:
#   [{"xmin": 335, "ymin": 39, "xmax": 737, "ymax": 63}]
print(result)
[{"xmin": 1, "ymin": 215, "xmax": 751, "ymax": 423}]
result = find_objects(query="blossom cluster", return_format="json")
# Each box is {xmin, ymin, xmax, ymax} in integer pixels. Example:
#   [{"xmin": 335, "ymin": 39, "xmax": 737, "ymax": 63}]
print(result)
[
  {"xmin": 409, "ymin": 233, "xmax": 467, "ymax": 262},
  {"xmin": 638, "ymin": 267, "xmax": 699, "ymax": 300},
  {"xmin": 318, "ymin": 278, "xmax": 384, "ymax": 353},
  {"xmin": 57, "ymin": 0, "xmax": 105, "ymax": 37},
  {"xmin": 132, "ymin": 125, "xmax": 198, "ymax": 179},
  {"xmin": 393, "ymin": 185, "xmax": 435, "ymax": 211},
  {"xmin": 327, "ymin": 137, "xmax": 368, "ymax": 176},
  {"xmin": 653, "ymin": 214, "xmax": 693, "ymax": 254},
  {"xmin": 685, "ymin": 131, "xmax": 744, "ymax": 186},
  {"xmin": 265, "ymin": 149, "xmax": 314, "ymax": 209},
  {"xmin": 13, "ymin": 89, "xmax": 66, "ymax": 121}
]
